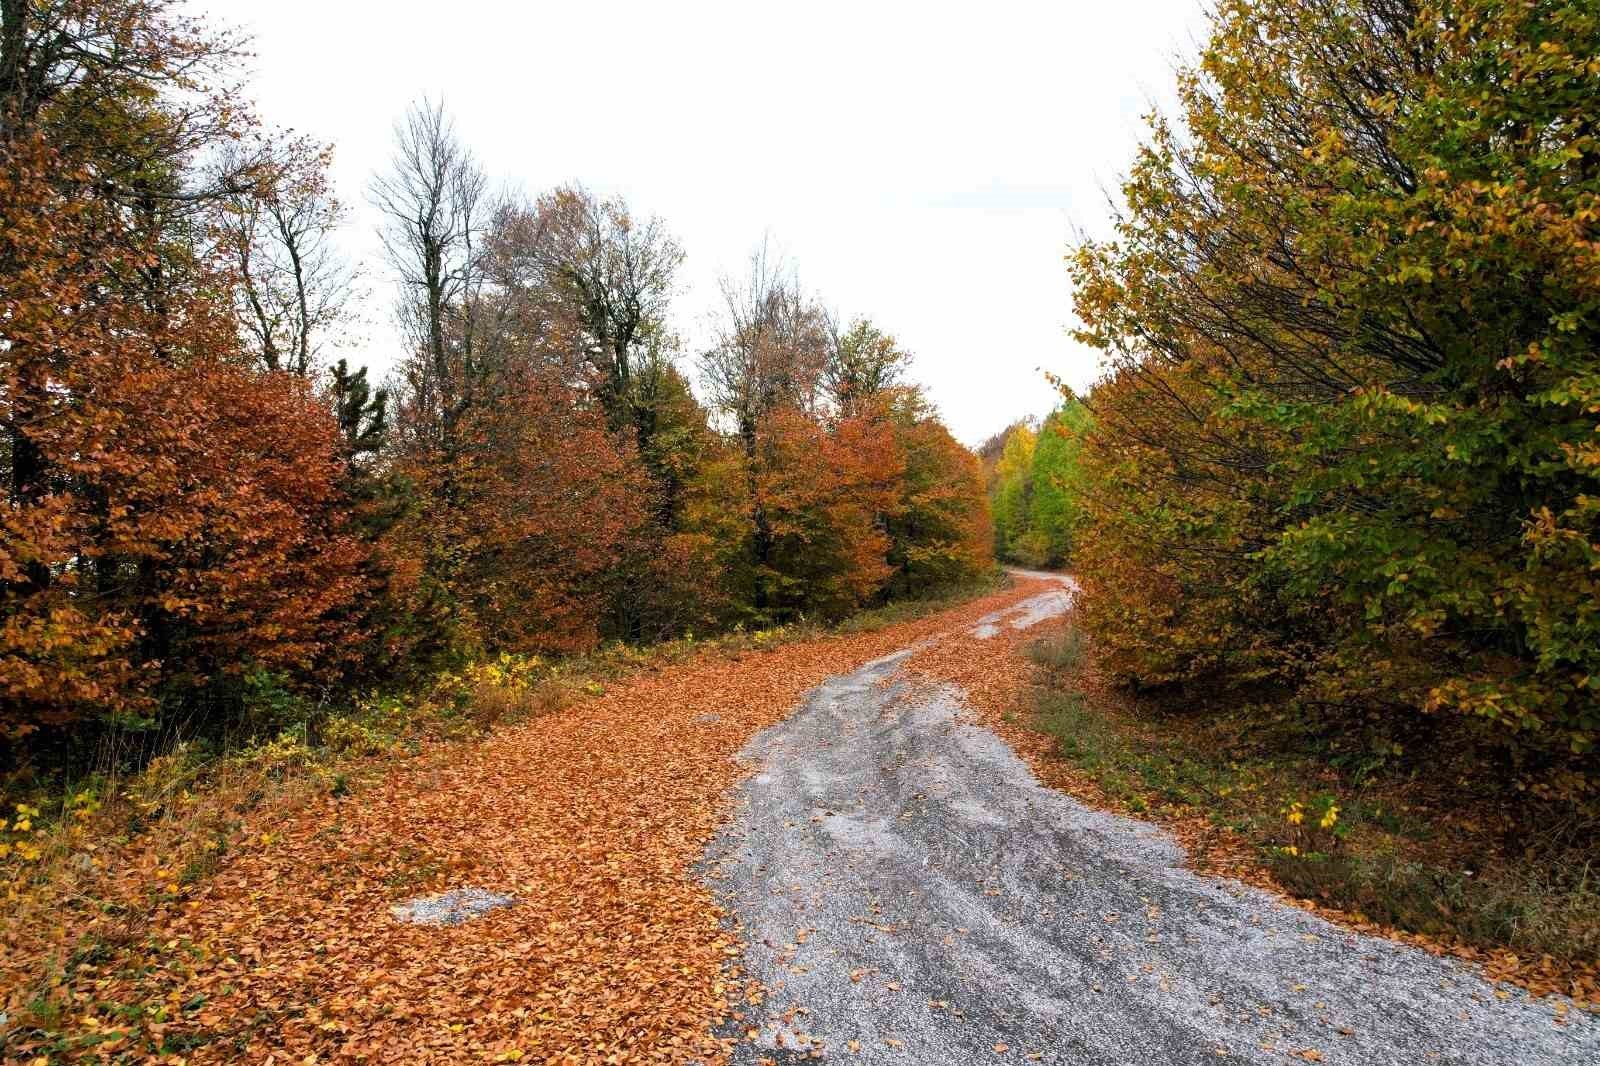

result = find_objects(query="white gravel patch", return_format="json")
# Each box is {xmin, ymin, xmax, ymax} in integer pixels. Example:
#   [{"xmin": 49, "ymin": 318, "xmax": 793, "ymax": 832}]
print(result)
[
  {"xmin": 969, "ymin": 573, "xmax": 1078, "ymax": 640},
  {"xmin": 390, "ymin": 887, "xmax": 515, "ymax": 926}
]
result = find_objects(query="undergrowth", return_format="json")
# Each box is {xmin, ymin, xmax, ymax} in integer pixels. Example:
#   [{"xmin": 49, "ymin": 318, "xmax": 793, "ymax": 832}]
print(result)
[{"xmin": 1024, "ymin": 625, "xmax": 1600, "ymax": 969}]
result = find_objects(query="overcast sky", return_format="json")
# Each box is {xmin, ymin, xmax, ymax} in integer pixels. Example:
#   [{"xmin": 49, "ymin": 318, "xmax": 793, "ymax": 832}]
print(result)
[{"xmin": 206, "ymin": 0, "xmax": 1207, "ymax": 444}]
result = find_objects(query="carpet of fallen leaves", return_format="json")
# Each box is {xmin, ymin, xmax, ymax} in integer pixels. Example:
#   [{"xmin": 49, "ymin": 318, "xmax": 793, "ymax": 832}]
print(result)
[
  {"xmin": 906, "ymin": 595, "xmax": 1600, "ymax": 1013},
  {"xmin": 1, "ymin": 579, "xmax": 1056, "ymax": 1065}
]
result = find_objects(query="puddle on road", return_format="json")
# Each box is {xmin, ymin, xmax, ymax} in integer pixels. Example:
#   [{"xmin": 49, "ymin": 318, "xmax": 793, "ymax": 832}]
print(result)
[{"xmin": 968, "ymin": 576, "xmax": 1076, "ymax": 640}]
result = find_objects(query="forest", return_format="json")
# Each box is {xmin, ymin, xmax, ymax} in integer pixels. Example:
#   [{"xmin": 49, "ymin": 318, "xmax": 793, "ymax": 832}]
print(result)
[
  {"xmin": 0, "ymin": 0, "xmax": 992, "ymax": 784},
  {"xmin": 4, "ymin": 0, "xmax": 1600, "ymax": 1059},
  {"xmin": 980, "ymin": 401, "xmax": 1091, "ymax": 569}
]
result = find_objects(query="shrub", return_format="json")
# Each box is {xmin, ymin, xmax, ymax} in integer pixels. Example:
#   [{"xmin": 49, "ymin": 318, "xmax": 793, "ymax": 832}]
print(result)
[{"xmin": 1069, "ymin": 0, "xmax": 1600, "ymax": 810}]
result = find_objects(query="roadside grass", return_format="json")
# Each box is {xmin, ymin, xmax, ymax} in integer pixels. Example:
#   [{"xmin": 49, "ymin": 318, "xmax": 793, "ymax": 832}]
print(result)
[
  {"xmin": 1023, "ymin": 625, "xmax": 1600, "ymax": 977},
  {"xmin": 1025, "ymin": 625, "xmax": 1088, "ymax": 673}
]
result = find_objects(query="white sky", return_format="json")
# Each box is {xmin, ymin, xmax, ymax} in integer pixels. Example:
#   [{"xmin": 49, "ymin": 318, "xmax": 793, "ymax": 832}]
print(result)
[{"xmin": 206, "ymin": 0, "xmax": 1206, "ymax": 445}]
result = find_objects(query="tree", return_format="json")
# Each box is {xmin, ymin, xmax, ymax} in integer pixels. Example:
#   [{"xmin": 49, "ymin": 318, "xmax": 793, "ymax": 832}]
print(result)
[
  {"xmin": 1026, "ymin": 401, "xmax": 1091, "ymax": 566},
  {"xmin": 741, "ymin": 407, "xmax": 899, "ymax": 620},
  {"xmin": 330, "ymin": 360, "xmax": 388, "ymax": 472},
  {"xmin": 825, "ymin": 317, "xmax": 910, "ymax": 417},
  {"xmin": 699, "ymin": 241, "xmax": 831, "ymax": 615},
  {"xmin": 1069, "ymin": 0, "xmax": 1600, "ymax": 804},
  {"xmin": 213, "ymin": 139, "xmax": 357, "ymax": 375},
  {"xmin": 371, "ymin": 102, "xmax": 653, "ymax": 660},
  {"xmin": 1, "ymin": 1, "xmax": 366, "ymax": 747},
  {"xmin": 482, "ymin": 188, "xmax": 703, "ymax": 534},
  {"xmin": 700, "ymin": 240, "xmax": 830, "ymax": 446},
  {"xmin": 883, "ymin": 391, "xmax": 993, "ymax": 596},
  {"xmin": 371, "ymin": 98, "xmax": 495, "ymax": 462},
  {"xmin": 519, "ymin": 185, "xmax": 685, "ymax": 441},
  {"xmin": 990, "ymin": 423, "xmax": 1037, "ymax": 562}
]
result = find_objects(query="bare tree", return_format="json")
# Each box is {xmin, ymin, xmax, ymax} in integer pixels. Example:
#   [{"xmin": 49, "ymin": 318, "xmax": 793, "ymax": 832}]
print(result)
[
  {"xmin": 698, "ymin": 238, "xmax": 829, "ymax": 450},
  {"xmin": 369, "ymin": 97, "xmax": 493, "ymax": 453},
  {"xmin": 215, "ymin": 139, "xmax": 355, "ymax": 375}
]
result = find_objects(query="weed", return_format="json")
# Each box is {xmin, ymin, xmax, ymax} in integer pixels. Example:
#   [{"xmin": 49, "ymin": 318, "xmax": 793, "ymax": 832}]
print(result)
[
  {"xmin": 1269, "ymin": 851, "xmax": 1600, "ymax": 961},
  {"xmin": 1026, "ymin": 627, "xmax": 1088, "ymax": 674},
  {"xmin": 24, "ymin": 990, "xmax": 64, "ymax": 1030}
]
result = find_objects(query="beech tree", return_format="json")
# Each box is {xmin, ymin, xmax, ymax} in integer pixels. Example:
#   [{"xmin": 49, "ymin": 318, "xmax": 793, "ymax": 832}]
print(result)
[
  {"xmin": 699, "ymin": 243, "xmax": 833, "ymax": 615},
  {"xmin": 372, "ymin": 101, "xmax": 653, "ymax": 658},
  {"xmin": 1, "ymin": 0, "xmax": 366, "ymax": 746},
  {"xmin": 1070, "ymin": 0, "xmax": 1600, "ymax": 803},
  {"xmin": 700, "ymin": 241, "xmax": 831, "ymax": 446},
  {"xmin": 884, "ymin": 391, "xmax": 993, "ymax": 595}
]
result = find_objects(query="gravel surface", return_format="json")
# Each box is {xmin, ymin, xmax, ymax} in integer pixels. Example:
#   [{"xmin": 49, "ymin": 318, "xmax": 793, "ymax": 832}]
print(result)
[
  {"xmin": 388, "ymin": 887, "xmax": 515, "ymax": 926},
  {"xmin": 703, "ymin": 584, "xmax": 1598, "ymax": 1064}
]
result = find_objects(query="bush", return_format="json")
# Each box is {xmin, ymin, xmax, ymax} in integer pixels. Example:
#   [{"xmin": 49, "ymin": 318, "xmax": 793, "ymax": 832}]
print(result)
[{"xmin": 1069, "ymin": 0, "xmax": 1600, "ymax": 810}]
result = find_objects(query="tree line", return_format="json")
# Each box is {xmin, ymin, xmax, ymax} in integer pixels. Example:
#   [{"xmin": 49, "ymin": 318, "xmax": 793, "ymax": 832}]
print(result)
[
  {"xmin": 0, "ymin": 0, "xmax": 992, "ymax": 774},
  {"xmin": 1063, "ymin": 0, "xmax": 1599, "ymax": 817},
  {"xmin": 980, "ymin": 401, "xmax": 1091, "ymax": 569}
]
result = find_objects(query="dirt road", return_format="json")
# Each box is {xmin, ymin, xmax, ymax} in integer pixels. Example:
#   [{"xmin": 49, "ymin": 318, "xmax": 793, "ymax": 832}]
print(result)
[
  {"xmin": 705, "ymin": 576, "xmax": 1597, "ymax": 1064},
  {"xmin": 9, "ymin": 575, "xmax": 1595, "ymax": 1064}
]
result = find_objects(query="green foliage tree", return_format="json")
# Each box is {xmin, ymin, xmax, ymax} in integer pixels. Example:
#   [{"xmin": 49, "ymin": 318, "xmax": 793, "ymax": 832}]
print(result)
[
  {"xmin": 990, "ymin": 423, "xmax": 1037, "ymax": 562},
  {"xmin": 1069, "ymin": 0, "xmax": 1600, "ymax": 806},
  {"xmin": 825, "ymin": 318, "xmax": 911, "ymax": 417},
  {"xmin": 984, "ymin": 401, "xmax": 1091, "ymax": 569}
]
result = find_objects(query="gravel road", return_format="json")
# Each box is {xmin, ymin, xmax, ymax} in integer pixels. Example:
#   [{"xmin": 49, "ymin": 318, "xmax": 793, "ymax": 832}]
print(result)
[{"xmin": 702, "ymin": 580, "xmax": 1598, "ymax": 1064}]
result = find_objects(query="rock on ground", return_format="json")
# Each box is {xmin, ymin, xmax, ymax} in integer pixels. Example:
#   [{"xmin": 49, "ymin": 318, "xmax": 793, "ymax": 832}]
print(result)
[{"xmin": 389, "ymin": 887, "xmax": 515, "ymax": 926}]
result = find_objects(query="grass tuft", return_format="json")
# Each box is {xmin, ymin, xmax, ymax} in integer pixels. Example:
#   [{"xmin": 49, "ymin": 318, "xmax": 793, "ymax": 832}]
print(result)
[{"xmin": 1026, "ymin": 627, "xmax": 1088, "ymax": 674}]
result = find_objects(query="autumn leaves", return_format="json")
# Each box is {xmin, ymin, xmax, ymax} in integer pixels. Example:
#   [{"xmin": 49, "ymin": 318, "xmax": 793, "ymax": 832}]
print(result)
[{"xmin": 0, "ymin": 4, "xmax": 992, "ymax": 775}]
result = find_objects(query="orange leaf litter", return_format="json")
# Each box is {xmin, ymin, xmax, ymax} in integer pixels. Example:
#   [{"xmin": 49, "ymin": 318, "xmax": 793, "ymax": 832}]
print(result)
[{"xmin": 3, "ymin": 579, "xmax": 1058, "ymax": 1064}]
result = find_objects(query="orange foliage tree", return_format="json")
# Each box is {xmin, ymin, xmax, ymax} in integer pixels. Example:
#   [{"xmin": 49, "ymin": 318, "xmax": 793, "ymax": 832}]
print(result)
[
  {"xmin": 755, "ymin": 406, "xmax": 901, "ymax": 618},
  {"xmin": 4, "ymin": 17, "xmax": 995, "ymax": 776},
  {"xmin": 882, "ymin": 391, "xmax": 993, "ymax": 597},
  {"xmin": 695, "ymin": 270, "xmax": 992, "ymax": 622},
  {"xmin": 1, "ymin": 1, "xmax": 367, "ymax": 749},
  {"xmin": 382, "ymin": 370, "xmax": 650, "ymax": 658}
]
